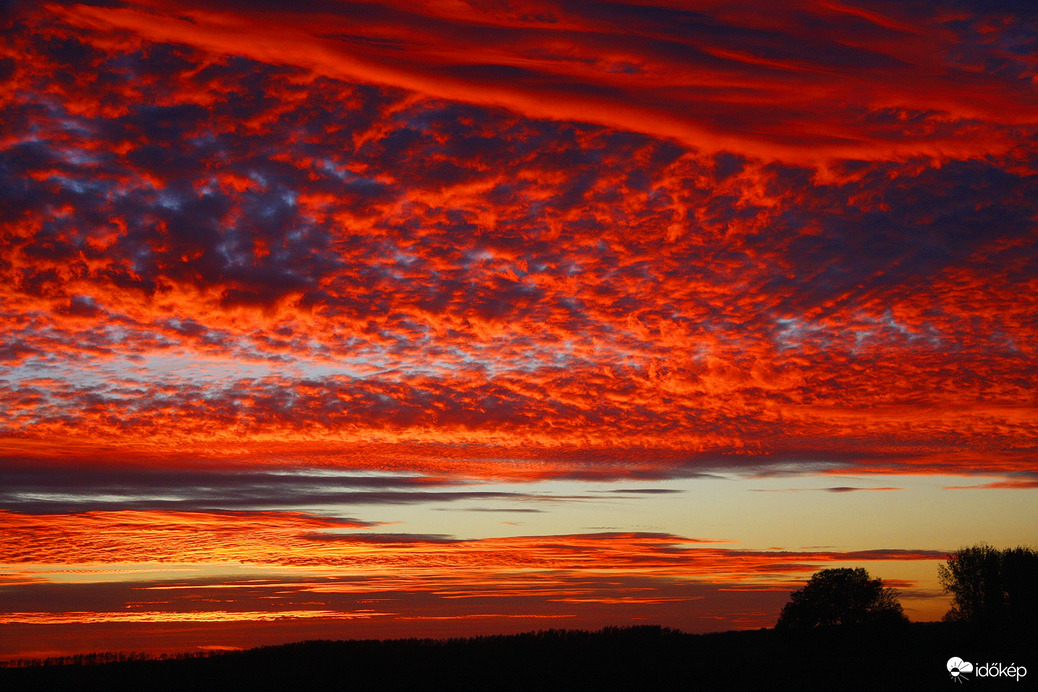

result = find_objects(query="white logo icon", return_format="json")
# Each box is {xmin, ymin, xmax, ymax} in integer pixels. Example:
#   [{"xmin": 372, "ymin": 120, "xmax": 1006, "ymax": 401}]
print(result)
[{"xmin": 948, "ymin": 657, "xmax": 974, "ymax": 683}]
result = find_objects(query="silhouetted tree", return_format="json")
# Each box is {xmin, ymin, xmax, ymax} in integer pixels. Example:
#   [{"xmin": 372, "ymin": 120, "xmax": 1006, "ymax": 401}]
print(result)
[
  {"xmin": 775, "ymin": 568, "xmax": 907, "ymax": 630},
  {"xmin": 938, "ymin": 544, "xmax": 1038, "ymax": 627}
]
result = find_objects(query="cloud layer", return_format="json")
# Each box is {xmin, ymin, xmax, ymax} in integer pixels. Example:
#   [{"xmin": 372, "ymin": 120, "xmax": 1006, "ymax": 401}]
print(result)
[
  {"xmin": 0, "ymin": 507, "xmax": 948, "ymax": 656},
  {"xmin": 2, "ymin": 2, "xmax": 1036, "ymax": 480}
]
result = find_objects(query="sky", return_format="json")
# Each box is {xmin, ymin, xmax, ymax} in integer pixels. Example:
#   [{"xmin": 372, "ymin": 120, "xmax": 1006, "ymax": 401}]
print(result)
[{"xmin": 1, "ymin": 0, "xmax": 1036, "ymax": 660}]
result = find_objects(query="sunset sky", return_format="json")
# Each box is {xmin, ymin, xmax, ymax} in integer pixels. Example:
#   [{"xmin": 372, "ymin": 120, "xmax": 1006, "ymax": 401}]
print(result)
[{"xmin": 1, "ymin": 0, "xmax": 1036, "ymax": 660}]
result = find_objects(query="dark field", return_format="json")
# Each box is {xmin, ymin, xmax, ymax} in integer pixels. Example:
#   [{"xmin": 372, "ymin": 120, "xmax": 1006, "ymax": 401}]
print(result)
[{"xmin": 2, "ymin": 622, "xmax": 1033, "ymax": 691}]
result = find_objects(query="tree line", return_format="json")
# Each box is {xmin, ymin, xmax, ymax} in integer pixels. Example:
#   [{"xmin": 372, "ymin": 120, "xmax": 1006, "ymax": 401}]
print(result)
[{"xmin": 776, "ymin": 543, "xmax": 1038, "ymax": 630}]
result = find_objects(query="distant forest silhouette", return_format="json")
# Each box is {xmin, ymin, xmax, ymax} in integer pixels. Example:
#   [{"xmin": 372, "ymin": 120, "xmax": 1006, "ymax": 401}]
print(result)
[{"xmin": 3, "ymin": 623, "xmax": 1034, "ymax": 692}]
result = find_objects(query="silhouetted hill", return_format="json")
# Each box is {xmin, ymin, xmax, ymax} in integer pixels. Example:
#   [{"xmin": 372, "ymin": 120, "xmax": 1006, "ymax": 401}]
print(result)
[{"xmin": 2, "ymin": 622, "xmax": 1033, "ymax": 691}]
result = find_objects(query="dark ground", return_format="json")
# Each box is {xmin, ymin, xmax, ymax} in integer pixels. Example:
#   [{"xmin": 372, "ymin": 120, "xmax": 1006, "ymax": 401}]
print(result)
[{"xmin": 1, "ymin": 622, "xmax": 1033, "ymax": 691}]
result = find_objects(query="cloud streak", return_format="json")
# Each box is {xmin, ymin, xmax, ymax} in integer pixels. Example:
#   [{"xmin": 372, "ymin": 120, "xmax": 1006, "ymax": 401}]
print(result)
[
  {"xmin": 0, "ymin": 507, "xmax": 949, "ymax": 654},
  {"xmin": 47, "ymin": 0, "xmax": 1038, "ymax": 161}
]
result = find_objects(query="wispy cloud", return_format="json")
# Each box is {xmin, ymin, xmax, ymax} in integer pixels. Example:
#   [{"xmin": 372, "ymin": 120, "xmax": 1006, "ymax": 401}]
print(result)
[
  {"xmin": 751, "ymin": 486, "xmax": 903, "ymax": 493},
  {"xmin": 943, "ymin": 479, "xmax": 1038, "ymax": 490}
]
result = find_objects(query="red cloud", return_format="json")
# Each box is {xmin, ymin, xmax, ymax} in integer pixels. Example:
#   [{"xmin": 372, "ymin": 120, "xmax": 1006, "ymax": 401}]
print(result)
[{"xmin": 46, "ymin": 0, "xmax": 1038, "ymax": 162}]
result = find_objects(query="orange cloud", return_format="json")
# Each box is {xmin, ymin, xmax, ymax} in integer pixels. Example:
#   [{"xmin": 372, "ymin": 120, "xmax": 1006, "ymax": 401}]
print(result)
[
  {"xmin": 0, "ymin": 508, "xmax": 949, "ymax": 656},
  {"xmin": 0, "ymin": 509, "xmax": 945, "ymax": 578}
]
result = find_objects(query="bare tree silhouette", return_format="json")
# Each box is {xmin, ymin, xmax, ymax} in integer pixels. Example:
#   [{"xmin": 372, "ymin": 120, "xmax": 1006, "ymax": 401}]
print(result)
[{"xmin": 938, "ymin": 544, "xmax": 1038, "ymax": 627}]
